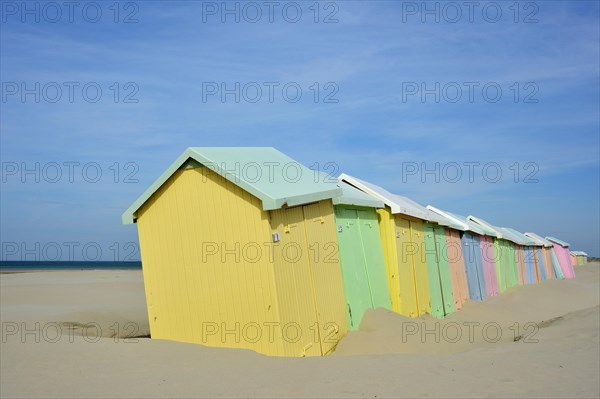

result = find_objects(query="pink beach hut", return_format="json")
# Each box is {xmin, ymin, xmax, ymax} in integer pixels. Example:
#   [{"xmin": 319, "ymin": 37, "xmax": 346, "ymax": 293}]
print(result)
[
  {"xmin": 546, "ymin": 237, "xmax": 575, "ymax": 279},
  {"xmin": 479, "ymin": 235, "xmax": 499, "ymax": 296}
]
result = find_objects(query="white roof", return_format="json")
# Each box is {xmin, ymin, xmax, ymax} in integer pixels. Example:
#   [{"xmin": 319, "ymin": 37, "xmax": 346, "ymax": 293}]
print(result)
[
  {"xmin": 493, "ymin": 227, "xmax": 525, "ymax": 245},
  {"xmin": 502, "ymin": 227, "xmax": 541, "ymax": 247},
  {"xmin": 430, "ymin": 207, "xmax": 505, "ymax": 237},
  {"xmin": 524, "ymin": 232, "xmax": 553, "ymax": 247},
  {"xmin": 466, "ymin": 215, "xmax": 533, "ymax": 245},
  {"xmin": 339, "ymin": 174, "xmax": 462, "ymax": 229},
  {"xmin": 546, "ymin": 237, "xmax": 571, "ymax": 247},
  {"xmin": 467, "ymin": 215, "xmax": 506, "ymax": 239},
  {"xmin": 426, "ymin": 206, "xmax": 470, "ymax": 232},
  {"xmin": 333, "ymin": 180, "xmax": 385, "ymax": 208}
]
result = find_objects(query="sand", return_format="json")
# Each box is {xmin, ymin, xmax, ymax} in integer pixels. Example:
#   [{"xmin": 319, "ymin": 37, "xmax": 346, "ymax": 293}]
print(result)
[{"xmin": 1, "ymin": 263, "xmax": 598, "ymax": 398}]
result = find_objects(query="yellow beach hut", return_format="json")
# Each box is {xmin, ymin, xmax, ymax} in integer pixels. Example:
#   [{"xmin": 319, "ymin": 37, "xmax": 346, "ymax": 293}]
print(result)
[
  {"xmin": 575, "ymin": 251, "xmax": 588, "ymax": 265},
  {"xmin": 122, "ymin": 147, "xmax": 349, "ymax": 357}
]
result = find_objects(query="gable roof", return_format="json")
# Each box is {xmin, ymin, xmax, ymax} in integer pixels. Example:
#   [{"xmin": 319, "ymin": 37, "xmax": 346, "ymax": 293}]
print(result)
[
  {"xmin": 546, "ymin": 236, "xmax": 571, "ymax": 247},
  {"xmin": 427, "ymin": 206, "xmax": 500, "ymax": 236},
  {"xmin": 572, "ymin": 251, "xmax": 588, "ymax": 256},
  {"xmin": 426, "ymin": 206, "xmax": 468, "ymax": 232},
  {"xmin": 338, "ymin": 173, "xmax": 463, "ymax": 229},
  {"xmin": 492, "ymin": 227, "xmax": 527, "ymax": 245},
  {"xmin": 524, "ymin": 232, "xmax": 553, "ymax": 247},
  {"xmin": 501, "ymin": 227, "xmax": 540, "ymax": 246},
  {"xmin": 333, "ymin": 180, "xmax": 385, "ymax": 208},
  {"xmin": 122, "ymin": 147, "xmax": 342, "ymax": 224},
  {"xmin": 467, "ymin": 215, "xmax": 506, "ymax": 239},
  {"xmin": 467, "ymin": 215, "xmax": 534, "ymax": 245}
]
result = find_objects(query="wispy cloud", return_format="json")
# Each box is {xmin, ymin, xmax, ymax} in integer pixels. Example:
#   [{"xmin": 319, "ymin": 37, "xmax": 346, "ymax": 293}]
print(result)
[{"xmin": 1, "ymin": 0, "xmax": 598, "ymax": 257}]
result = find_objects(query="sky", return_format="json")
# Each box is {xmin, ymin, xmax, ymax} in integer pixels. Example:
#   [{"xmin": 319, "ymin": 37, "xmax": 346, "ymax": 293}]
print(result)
[{"xmin": 1, "ymin": 0, "xmax": 599, "ymax": 260}]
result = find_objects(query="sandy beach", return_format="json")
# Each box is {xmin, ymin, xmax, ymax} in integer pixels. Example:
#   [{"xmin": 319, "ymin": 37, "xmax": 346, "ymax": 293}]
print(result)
[{"xmin": 1, "ymin": 263, "xmax": 598, "ymax": 398}]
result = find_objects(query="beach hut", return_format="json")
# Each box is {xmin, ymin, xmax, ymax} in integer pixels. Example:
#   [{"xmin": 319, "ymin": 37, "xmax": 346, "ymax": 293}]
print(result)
[
  {"xmin": 576, "ymin": 251, "xmax": 588, "ymax": 265},
  {"xmin": 332, "ymin": 180, "xmax": 392, "ymax": 330},
  {"xmin": 502, "ymin": 228, "xmax": 545, "ymax": 284},
  {"xmin": 546, "ymin": 237, "xmax": 575, "ymax": 279},
  {"xmin": 444, "ymin": 228, "xmax": 470, "ymax": 310},
  {"xmin": 467, "ymin": 215, "xmax": 520, "ymax": 292},
  {"xmin": 424, "ymin": 207, "xmax": 473, "ymax": 310},
  {"xmin": 475, "ymin": 223, "xmax": 515, "ymax": 293},
  {"xmin": 423, "ymin": 222, "xmax": 456, "ymax": 317},
  {"xmin": 524, "ymin": 232, "xmax": 563, "ymax": 279},
  {"xmin": 339, "ymin": 174, "xmax": 462, "ymax": 318},
  {"xmin": 570, "ymin": 252, "xmax": 578, "ymax": 267},
  {"xmin": 524, "ymin": 232, "xmax": 558, "ymax": 280},
  {"xmin": 467, "ymin": 216, "xmax": 520, "ymax": 291},
  {"xmin": 549, "ymin": 249, "xmax": 565, "ymax": 278},
  {"xmin": 427, "ymin": 206, "xmax": 493, "ymax": 302},
  {"xmin": 572, "ymin": 251, "xmax": 588, "ymax": 266},
  {"xmin": 491, "ymin": 229, "xmax": 520, "ymax": 290},
  {"xmin": 489, "ymin": 227, "xmax": 537, "ymax": 284},
  {"xmin": 461, "ymin": 231, "xmax": 487, "ymax": 300},
  {"xmin": 122, "ymin": 147, "xmax": 349, "ymax": 357},
  {"xmin": 499, "ymin": 228, "xmax": 534, "ymax": 283},
  {"xmin": 480, "ymin": 235, "xmax": 499, "ymax": 296},
  {"xmin": 469, "ymin": 215, "xmax": 529, "ymax": 288},
  {"xmin": 338, "ymin": 174, "xmax": 429, "ymax": 318}
]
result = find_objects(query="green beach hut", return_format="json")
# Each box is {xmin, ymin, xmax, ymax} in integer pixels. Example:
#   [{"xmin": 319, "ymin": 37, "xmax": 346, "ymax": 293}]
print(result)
[
  {"xmin": 333, "ymin": 180, "xmax": 392, "ymax": 330},
  {"xmin": 339, "ymin": 174, "xmax": 462, "ymax": 319}
]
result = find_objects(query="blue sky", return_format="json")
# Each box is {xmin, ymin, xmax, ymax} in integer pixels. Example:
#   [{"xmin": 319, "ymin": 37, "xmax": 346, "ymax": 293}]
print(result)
[{"xmin": 1, "ymin": 0, "xmax": 599, "ymax": 260}]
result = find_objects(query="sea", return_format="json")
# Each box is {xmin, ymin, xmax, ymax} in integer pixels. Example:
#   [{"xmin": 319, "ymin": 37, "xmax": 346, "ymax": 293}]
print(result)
[{"xmin": 0, "ymin": 261, "xmax": 142, "ymax": 272}]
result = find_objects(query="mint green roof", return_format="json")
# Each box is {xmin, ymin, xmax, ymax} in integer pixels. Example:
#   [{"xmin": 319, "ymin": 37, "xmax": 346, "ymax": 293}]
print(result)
[
  {"xmin": 546, "ymin": 236, "xmax": 571, "ymax": 247},
  {"xmin": 122, "ymin": 147, "xmax": 342, "ymax": 224},
  {"xmin": 333, "ymin": 180, "xmax": 384, "ymax": 208}
]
